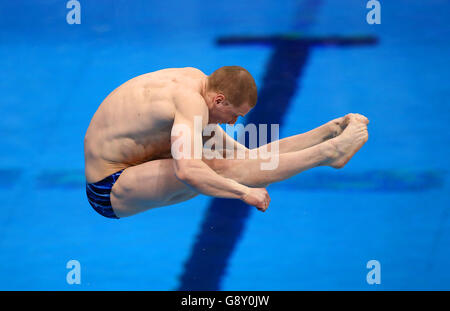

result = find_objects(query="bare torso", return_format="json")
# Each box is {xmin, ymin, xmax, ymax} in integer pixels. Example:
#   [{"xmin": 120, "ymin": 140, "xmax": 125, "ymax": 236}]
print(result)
[{"xmin": 84, "ymin": 67, "xmax": 207, "ymax": 183}]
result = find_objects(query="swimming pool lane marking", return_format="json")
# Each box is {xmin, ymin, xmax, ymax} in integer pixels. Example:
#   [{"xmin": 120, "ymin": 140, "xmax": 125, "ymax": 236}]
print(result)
[{"xmin": 177, "ymin": 34, "xmax": 377, "ymax": 290}]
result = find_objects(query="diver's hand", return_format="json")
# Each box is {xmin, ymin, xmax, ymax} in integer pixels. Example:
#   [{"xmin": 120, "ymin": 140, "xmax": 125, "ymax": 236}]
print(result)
[
  {"xmin": 327, "ymin": 113, "xmax": 369, "ymax": 138},
  {"xmin": 241, "ymin": 188, "xmax": 271, "ymax": 212}
]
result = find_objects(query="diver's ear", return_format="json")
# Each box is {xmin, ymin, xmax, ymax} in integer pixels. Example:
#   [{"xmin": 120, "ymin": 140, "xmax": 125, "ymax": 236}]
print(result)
[{"xmin": 215, "ymin": 93, "xmax": 226, "ymax": 105}]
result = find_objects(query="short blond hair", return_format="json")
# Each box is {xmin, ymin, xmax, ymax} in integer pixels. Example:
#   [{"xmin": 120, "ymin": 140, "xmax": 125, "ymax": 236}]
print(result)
[{"xmin": 207, "ymin": 66, "xmax": 257, "ymax": 107}]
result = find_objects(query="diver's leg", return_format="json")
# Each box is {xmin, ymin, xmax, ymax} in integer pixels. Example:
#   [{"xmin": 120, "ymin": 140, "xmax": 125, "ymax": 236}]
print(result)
[{"xmin": 110, "ymin": 159, "xmax": 199, "ymax": 218}]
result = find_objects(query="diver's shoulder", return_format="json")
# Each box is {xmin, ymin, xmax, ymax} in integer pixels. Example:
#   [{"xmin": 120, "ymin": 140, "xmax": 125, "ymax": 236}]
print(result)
[
  {"xmin": 171, "ymin": 87, "xmax": 207, "ymax": 115},
  {"xmin": 182, "ymin": 67, "xmax": 207, "ymax": 76},
  {"xmin": 172, "ymin": 86, "xmax": 204, "ymax": 103}
]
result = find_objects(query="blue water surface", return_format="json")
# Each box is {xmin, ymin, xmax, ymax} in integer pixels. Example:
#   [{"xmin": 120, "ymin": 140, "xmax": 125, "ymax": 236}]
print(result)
[{"xmin": 0, "ymin": 0, "xmax": 449, "ymax": 290}]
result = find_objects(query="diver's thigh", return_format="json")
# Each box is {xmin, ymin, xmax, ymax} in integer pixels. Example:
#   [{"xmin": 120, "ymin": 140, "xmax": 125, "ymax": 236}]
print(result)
[{"xmin": 110, "ymin": 159, "xmax": 198, "ymax": 217}]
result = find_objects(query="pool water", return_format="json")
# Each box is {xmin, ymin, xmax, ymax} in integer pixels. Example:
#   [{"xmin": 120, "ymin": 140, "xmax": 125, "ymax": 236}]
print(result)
[{"xmin": 0, "ymin": 0, "xmax": 449, "ymax": 290}]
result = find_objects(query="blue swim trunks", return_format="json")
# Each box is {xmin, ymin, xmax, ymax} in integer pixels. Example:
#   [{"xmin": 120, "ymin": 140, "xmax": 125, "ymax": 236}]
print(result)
[{"xmin": 86, "ymin": 170, "xmax": 124, "ymax": 219}]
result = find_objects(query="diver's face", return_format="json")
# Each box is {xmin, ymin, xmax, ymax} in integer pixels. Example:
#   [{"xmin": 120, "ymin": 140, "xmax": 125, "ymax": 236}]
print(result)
[{"xmin": 211, "ymin": 94, "xmax": 252, "ymax": 124}]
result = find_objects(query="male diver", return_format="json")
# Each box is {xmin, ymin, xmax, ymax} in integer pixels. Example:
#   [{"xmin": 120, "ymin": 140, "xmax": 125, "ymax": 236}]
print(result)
[{"xmin": 84, "ymin": 66, "xmax": 369, "ymax": 219}]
